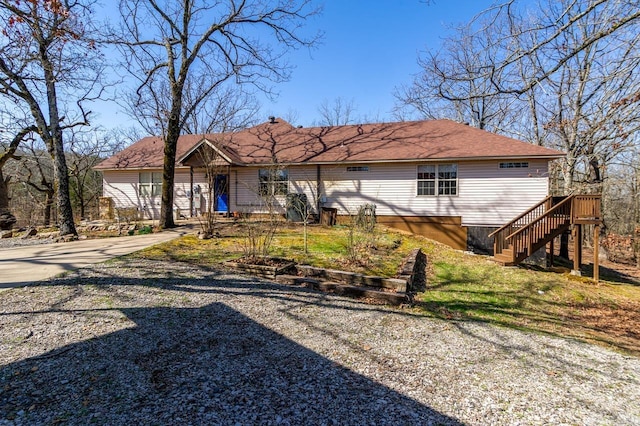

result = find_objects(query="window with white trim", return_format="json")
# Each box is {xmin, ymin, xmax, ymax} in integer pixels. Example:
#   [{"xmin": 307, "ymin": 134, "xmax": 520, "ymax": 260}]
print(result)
[
  {"xmin": 259, "ymin": 168, "xmax": 289, "ymax": 196},
  {"xmin": 417, "ymin": 164, "xmax": 457, "ymax": 196},
  {"xmin": 499, "ymin": 162, "xmax": 529, "ymax": 169},
  {"xmin": 139, "ymin": 172, "xmax": 162, "ymax": 196}
]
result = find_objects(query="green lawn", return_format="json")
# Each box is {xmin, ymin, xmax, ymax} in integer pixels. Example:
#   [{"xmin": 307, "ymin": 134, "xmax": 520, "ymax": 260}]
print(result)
[{"xmin": 132, "ymin": 222, "xmax": 640, "ymax": 355}]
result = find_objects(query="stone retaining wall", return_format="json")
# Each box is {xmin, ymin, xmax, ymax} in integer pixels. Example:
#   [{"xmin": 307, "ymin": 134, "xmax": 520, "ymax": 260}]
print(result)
[{"xmin": 397, "ymin": 248, "xmax": 427, "ymax": 292}]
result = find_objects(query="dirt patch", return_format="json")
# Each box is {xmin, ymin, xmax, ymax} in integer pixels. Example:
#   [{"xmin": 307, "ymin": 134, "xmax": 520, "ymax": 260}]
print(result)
[
  {"xmin": 566, "ymin": 300, "xmax": 640, "ymax": 354},
  {"xmin": 551, "ymin": 235, "xmax": 640, "ymax": 283}
]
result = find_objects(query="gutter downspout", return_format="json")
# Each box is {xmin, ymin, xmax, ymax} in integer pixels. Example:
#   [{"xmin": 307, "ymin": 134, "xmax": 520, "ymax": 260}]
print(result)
[
  {"xmin": 316, "ymin": 164, "xmax": 321, "ymax": 218},
  {"xmin": 189, "ymin": 167, "xmax": 194, "ymax": 217},
  {"xmin": 226, "ymin": 165, "xmax": 231, "ymax": 218}
]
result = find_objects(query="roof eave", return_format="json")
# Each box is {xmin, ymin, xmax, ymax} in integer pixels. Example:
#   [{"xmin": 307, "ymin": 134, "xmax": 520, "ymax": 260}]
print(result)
[
  {"xmin": 238, "ymin": 153, "xmax": 566, "ymax": 167},
  {"xmin": 93, "ymin": 165, "xmax": 191, "ymax": 172}
]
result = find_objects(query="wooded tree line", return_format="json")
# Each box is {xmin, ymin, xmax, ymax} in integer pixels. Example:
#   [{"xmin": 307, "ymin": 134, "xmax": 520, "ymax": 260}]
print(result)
[
  {"xmin": 1, "ymin": 0, "xmax": 638, "ymax": 240},
  {"xmin": 395, "ymin": 0, "xmax": 640, "ymax": 235},
  {"xmin": 0, "ymin": 0, "xmax": 319, "ymax": 233}
]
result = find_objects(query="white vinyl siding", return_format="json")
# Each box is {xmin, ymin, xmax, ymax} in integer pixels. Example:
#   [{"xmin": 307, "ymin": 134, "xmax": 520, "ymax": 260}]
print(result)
[
  {"xmin": 103, "ymin": 159, "xmax": 550, "ymax": 225},
  {"xmin": 233, "ymin": 168, "xmax": 287, "ymax": 213},
  {"xmin": 231, "ymin": 166, "xmax": 317, "ymax": 214},
  {"xmin": 319, "ymin": 160, "xmax": 549, "ymax": 226},
  {"xmin": 102, "ymin": 168, "xmax": 191, "ymax": 219},
  {"xmin": 456, "ymin": 160, "xmax": 549, "ymax": 225}
]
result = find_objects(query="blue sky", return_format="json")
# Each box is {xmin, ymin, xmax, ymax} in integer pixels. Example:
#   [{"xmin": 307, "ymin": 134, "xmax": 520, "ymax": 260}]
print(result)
[
  {"xmin": 93, "ymin": 1, "xmax": 497, "ymax": 131},
  {"xmin": 260, "ymin": 0, "xmax": 496, "ymax": 126}
]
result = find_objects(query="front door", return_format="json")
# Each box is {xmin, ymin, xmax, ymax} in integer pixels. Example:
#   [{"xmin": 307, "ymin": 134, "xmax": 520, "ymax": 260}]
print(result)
[{"xmin": 214, "ymin": 175, "xmax": 228, "ymax": 213}]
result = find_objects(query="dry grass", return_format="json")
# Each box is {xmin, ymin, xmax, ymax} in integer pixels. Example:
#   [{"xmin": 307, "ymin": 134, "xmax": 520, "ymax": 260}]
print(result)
[{"xmin": 132, "ymin": 221, "xmax": 640, "ymax": 355}]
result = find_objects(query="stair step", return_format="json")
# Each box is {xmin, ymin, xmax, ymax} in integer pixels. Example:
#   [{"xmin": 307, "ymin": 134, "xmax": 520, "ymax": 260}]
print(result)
[
  {"xmin": 494, "ymin": 254, "xmax": 514, "ymax": 263},
  {"xmin": 493, "ymin": 256, "xmax": 517, "ymax": 266},
  {"xmin": 498, "ymin": 249, "xmax": 514, "ymax": 258}
]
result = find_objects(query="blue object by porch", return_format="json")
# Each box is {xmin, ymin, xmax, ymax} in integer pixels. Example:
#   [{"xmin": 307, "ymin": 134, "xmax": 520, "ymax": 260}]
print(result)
[{"xmin": 216, "ymin": 194, "xmax": 228, "ymax": 212}]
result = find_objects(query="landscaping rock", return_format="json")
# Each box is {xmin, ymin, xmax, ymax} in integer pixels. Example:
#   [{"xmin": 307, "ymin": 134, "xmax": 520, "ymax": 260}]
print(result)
[
  {"xmin": 21, "ymin": 227, "xmax": 37, "ymax": 238},
  {"xmin": 398, "ymin": 248, "xmax": 427, "ymax": 292},
  {"xmin": 0, "ymin": 230, "xmax": 13, "ymax": 239},
  {"xmin": 0, "ymin": 211, "xmax": 16, "ymax": 230}
]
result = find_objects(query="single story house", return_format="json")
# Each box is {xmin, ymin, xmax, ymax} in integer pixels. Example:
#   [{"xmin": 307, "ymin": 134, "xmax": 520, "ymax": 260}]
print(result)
[{"xmin": 94, "ymin": 118, "xmax": 565, "ymax": 252}]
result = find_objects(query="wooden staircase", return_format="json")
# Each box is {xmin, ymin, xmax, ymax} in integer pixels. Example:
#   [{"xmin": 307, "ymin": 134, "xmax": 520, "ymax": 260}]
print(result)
[{"xmin": 490, "ymin": 194, "xmax": 602, "ymax": 266}]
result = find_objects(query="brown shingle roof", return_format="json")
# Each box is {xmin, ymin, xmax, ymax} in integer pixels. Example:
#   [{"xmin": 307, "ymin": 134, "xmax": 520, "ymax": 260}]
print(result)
[
  {"xmin": 94, "ymin": 119, "xmax": 564, "ymax": 170},
  {"xmin": 94, "ymin": 136, "xmax": 199, "ymax": 170}
]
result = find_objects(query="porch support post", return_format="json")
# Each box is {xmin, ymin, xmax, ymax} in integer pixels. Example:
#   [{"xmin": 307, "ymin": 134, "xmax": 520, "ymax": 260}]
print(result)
[
  {"xmin": 577, "ymin": 225, "xmax": 583, "ymax": 266},
  {"xmin": 189, "ymin": 167, "xmax": 194, "ymax": 217},
  {"xmin": 226, "ymin": 165, "xmax": 231, "ymax": 218},
  {"xmin": 593, "ymin": 224, "xmax": 600, "ymax": 282},
  {"xmin": 316, "ymin": 165, "xmax": 321, "ymax": 221},
  {"xmin": 549, "ymin": 238, "xmax": 555, "ymax": 267},
  {"xmin": 572, "ymin": 225, "xmax": 582, "ymax": 275}
]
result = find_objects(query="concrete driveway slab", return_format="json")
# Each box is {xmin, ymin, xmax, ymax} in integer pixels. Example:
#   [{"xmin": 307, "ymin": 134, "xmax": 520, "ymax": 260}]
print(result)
[{"xmin": 0, "ymin": 227, "xmax": 192, "ymax": 288}]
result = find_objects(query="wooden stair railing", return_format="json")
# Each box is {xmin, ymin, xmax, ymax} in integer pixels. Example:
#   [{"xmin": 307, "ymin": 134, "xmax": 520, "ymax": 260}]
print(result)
[
  {"xmin": 491, "ymin": 194, "xmax": 601, "ymax": 266},
  {"xmin": 489, "ymin": 195, "xmax": 561, "ymax": 259},
  {"xmin": 571, "ymin": 194, "xmax": 602, "ymax": 224}
]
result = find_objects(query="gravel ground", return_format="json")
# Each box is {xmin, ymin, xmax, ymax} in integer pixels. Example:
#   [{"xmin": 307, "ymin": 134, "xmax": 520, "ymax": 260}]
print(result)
[
  {"xmin": 1, "ymin": 259, "xmax": 639, "ymax": 425},
  {"xmin": 0, "ymin": 236, "xmax": 56, "ymax": 249}
]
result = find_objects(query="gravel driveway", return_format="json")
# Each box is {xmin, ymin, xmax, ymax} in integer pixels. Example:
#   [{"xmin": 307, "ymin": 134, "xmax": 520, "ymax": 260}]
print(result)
[{"xmin": 1, "ymin": 259, "xmax": 638, "ymax": 425}]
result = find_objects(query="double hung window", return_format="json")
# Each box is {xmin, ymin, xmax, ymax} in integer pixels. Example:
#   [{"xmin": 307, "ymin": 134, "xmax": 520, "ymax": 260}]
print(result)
[
  {"xmin": 417, "ymin": 164, "xmax": 457, "ymax": 196},
  {"xmin": 259, "ymin": 168, "xmax": 289, "ymax": 196},
  {"xmin": 139, "ymin": 172, "xmax": 162, "ymax": 196}
]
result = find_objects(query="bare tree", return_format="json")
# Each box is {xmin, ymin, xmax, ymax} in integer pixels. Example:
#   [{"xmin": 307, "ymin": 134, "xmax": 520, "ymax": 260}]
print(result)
[
  {"xmin": 316, "ymin": 97, "xmax": 358, "ymax": 126},
  {"xmin": 0, "ymin": 125, "xmax": 35, "ymax": 229},
  {"xmin": 396, "ymin": 0, "xmax": 640, "ymax": 238},
  {"xmin": 17, "ymin": 139, "xmax": 56, "ymax": 226},
  {"xmin": 113, "ymin": 0, "xmax": 320, "ymax": 229},
  {"xmin": 394, "ymin": 22, "xmax": 516, "ymax": 132},
  {"xmin": 67, "ymin": 128, "xmax": 124, "ymax": 220},
  {"xmin": 182, "ymin": 86, "xmax": 260, "ymax": 134},
  {"xmin": 0, "ymin": 0, "xmax": 106, "ymax": 235}
]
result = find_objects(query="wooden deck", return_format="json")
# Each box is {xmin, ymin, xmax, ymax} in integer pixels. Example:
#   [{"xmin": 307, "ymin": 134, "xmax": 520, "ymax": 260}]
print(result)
[{"xmin": 490, "ymin": 195, "xmax": 602, "ymax": 278}]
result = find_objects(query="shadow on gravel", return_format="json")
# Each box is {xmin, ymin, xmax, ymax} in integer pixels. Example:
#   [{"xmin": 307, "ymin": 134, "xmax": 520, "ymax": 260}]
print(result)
[{"xmin": 1, "ymin": 300, "xmax": 464, "ymax": 425}]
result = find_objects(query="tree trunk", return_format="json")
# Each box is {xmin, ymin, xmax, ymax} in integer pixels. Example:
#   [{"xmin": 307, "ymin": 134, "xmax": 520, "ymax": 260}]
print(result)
[
  {"xmin": 79, "ymin": 195, "xmax": 86, "ymax": 220},
  {"xmin": 160, "ymin": 133, "xmax": 177, "ymax": 229},
  {"xmin": 159, "ymin": 91, "xmax": 183, "ymax": 229},
  {"xmin": 43, "ymin": 189, "xmax": 54, "ymax": 227},
  {"xmin": 0, "ymin": 169, "xmax": 9, "ymax": 212},
  {"xmin": 52, "ymin": 134, "xmax": 77, "ymax": 235},
  {"xmin": 42, "ymin": 48, "xmax": 77, "ymax": 236}
]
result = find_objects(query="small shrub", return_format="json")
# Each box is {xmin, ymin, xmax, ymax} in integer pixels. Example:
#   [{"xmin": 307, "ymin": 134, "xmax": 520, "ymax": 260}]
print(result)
[{"xmin": 138, "ymin": 225, "xmax": 153, "ymax": 235}]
